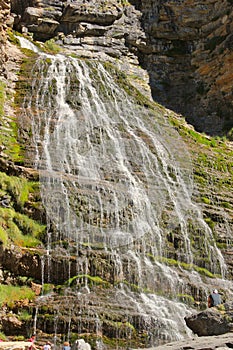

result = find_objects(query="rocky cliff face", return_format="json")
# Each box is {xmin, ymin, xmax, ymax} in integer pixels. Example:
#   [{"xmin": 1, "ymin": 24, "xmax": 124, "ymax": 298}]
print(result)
[
  {"xmin": 0, "ymin": 0, "xmax": 11, "ymax": 76},
  {"xmin": 0, "ymin": 1, "xmax": 233, "ymax": 349},
  {"xmin": 137, "ymin": 0, "xmax": 233, "ymax": 135},
  {"xmin": 9, "ymin": 0, "xmax": 233, "ymax": 136}
]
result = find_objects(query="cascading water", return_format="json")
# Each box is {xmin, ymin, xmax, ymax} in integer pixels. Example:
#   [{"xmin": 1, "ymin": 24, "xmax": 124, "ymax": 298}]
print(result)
[{"xmin": 18, "ymin": 36, "xmax": 231, "ymax": 348}]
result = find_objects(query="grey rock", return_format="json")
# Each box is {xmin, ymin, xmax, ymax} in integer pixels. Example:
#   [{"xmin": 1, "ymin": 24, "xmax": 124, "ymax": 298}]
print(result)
[
  {"xmin": 185, "ymin": 308, "xmax": 231, "ymax": 336},
  {"xmin": 133, "ymin": 333, "xmax": 233, "ymax": 350}
]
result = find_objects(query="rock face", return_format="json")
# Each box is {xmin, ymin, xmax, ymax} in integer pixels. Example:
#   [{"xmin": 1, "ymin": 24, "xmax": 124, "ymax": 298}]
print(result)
[
  {"xmin": 0, "ymin": 1, "xmax": 233, "ymax": 349},
  {"xmin": 9, "ymin": 0, "xmax": 233, "ymax": 136},
  {"xmin": 137, "ymin": 0, "xmax": 233, "ymax": 135},
  {"xmin": 0, "ymin": 0, "xmax": 11, "ymax": 75}
]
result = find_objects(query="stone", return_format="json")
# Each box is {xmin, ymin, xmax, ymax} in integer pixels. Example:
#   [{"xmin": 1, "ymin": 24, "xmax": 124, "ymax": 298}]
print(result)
[
  {"xmin": 137, "ymin": 333, "xmax": 233, "ymax": 350},
  {"xmin": 185, "ymin": 308, "xmax": 231, "ymax": 336}
]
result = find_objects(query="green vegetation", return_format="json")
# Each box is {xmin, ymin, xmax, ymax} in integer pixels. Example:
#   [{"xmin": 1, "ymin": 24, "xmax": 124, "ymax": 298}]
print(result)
[
  {"xmin": 201, "ymin": 197, "xmax": 211, "ymax": 204},
  {"xmin": 0, "ymin": 80, "xmax": 4, "ymax": 116},
  {"xmin": 0, "ymin": 285, "xmax": 35, "ymax": 307},
  {"xmin": 13, "ymin": 336, "xmax": 26, "ymax": 341},
  {"xmin": 177, "ymin": 293, "xmax": 194, "ymax": 305},
  {"xmin": 0, "ymin": 172, "xmax": 39, "ymax": 209},
  {"xmin": 42, "ymin": 283, "xmax": 54, "ymax": 295},
  {"xmin": 0, "ymin": 81, "xmax": 23, "ymax": 162},
  {"xmin": 169, "ymin": 116, "xmax": 233, "ymax": 236},
  {"xmin": 149, "ymin": 254, "xmax": 219, "ymax": 278},
  {"xmin": 0, "ymin": 207, "xmax": 45, "ymax": 247},
  {"xmin": 0, "ymin": 172, "xmax": 45, "ymax": 246},
  {"xmin": 204, "ymin": 217, "xmax": 215, "ymax": 231},
  {"xmin": 118, "ymin": 0, "xmax": 130, "ymax": 5},
  {"xmin": 67, "ymin": 274, "xmax": 110, "ymax": 288},
  {"xmin": 102, "ymin": 61, "xmax": 160, "ymax": 110},
  {"xmin": 7, "ymin": 28, "xmax": 20, "ymax": 45},
  {"xmin": 44, "ymin": 38, "xmax": 62, "ymax": 54},
  {"xmin": 18, "ymin": 310, "xmax": 32, "ymax": 321},
  {"xmin": 0, "ymin": 332, "xmax": 7, "ymax": 341},
  {"xmin": 0, "ymin": 171, "xmax": 45, "ymax": 247}
]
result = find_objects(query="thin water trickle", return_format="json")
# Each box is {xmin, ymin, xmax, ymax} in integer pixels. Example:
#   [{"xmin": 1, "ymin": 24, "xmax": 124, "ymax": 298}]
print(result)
[{"xmin": 18, "ymin": 36, "xmax": 230, "ymax": 346}]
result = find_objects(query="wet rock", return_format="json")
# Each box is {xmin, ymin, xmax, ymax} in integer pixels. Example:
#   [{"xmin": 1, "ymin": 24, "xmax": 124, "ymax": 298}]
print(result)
[
  {"xmin": 0, "ymin": 245, "xmax": 41, "ymax": 280},
  {"xmin": 1, "ymin": 315, "xmax": 24, "ymax": 335},
  {"xmin": 142, "ymin": 332, "xmax": 233, "ymax": 350}
]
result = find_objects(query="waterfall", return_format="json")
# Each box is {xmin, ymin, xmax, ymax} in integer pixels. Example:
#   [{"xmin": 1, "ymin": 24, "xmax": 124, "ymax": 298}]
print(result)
[{"xmin": 18, "ymin": 36, "xmax": 230, "ymax": 347}]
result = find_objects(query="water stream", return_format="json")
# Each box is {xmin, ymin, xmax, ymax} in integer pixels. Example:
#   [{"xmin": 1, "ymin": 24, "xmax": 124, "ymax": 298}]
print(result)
[{"xmin": 17, "ymin": 36, "xmax": 231, "ymax": 347}]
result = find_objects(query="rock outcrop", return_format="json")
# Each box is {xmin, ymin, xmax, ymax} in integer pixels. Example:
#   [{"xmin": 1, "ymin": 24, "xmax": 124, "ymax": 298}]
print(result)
[
  {"xmin": 0, "ymin": 1, "xmax": 233, "ymax": 349},
  {"xmin": 185, "ymin": 304, "xmax": 233, "ymax": 336},
  {"xmin": 9, "ymin": 0, "xmax": 233, "ymax": 136},
  {"xmin": 137, "ymin": 0, "xmax": 233, "ymax": 135},
  {"xmin": 142, "ymin": 333, "xmax": 233, "ymax": 350},
  {"xmin": 0, "ymin": 0, "xmax": 11, "ymax": 76}
]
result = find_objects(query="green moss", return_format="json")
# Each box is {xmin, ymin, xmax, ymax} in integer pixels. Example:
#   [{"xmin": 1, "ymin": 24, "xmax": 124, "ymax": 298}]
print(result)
[
  {"xmin": 18, "ymin": 310, "xmax": 32, "ymax": 321},
  {"xmin": 0, "ymin": 226, "xmax": 8, "ymax": 246},
  {"xmin": 7, "ymin": 29, "xmax": 19, "ymax": 45},
  {"xmin": 0, "ymin": 332, "xmax": 7, "ymax": 341},
  {"xmin": 66, "ymin": 274, "xmax": 110, "ymax": 288},
  {"xmin": 194, "ymin": 266, "xmax": 217, "ymax": 278},
  {"xmin": 0, "ymin": 172, "xmax": 46, "ymax": 247},
  {"xmin": 216, "ymin": 242, "xmax": 227, "ymax": 249},
  {"xmin": 0, "ymin": 81, "xmax": 24, "ymax": 162},
  {"xmin": 0, "ymin": 285, "xmax": 35, "ymax": 307},
  {"xmin": 0, "ymin": 171, "xmax": 41, "ymax": 211},
  {"xmin": 177, "ymin": 294, "xmax": 194, "ymax": 304},
  {"xmin": 201, "ymin": 197, "xmax": 211, "ymax": 204},
  {"xmin": 204, "ymin": 217, "xmax": 215, "ymax": 231},
  {"xmin": 0, "ymin": 80, "xmax": 4, "ymax": 116},
  {"xmin": 44, "ymin": 39, "xmax": 62, "ymax": 54},
  {"xmin": 0, "ymin": 207, "xmax": 45, "ymax": 247},
  {"xmin": 42, "ymin": 283, "xmax": 54, "ymax": 295},
  {"xmin": 102, "ymin": 61, "xmax": 161, "ymax": 110},
  {"xmin": 222, "ymin": 202, "xmax": 232, "ymax": 209},
  {"xmin": 149, "ymin": 255, "xmax": 218, "ymax": 278},
  {"xmin": 13, "ymin": 336, "xmax": 25, "ymax": 341}
]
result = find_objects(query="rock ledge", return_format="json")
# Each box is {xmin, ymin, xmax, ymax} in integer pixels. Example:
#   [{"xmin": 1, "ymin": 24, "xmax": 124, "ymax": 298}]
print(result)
[{"xmin": 133, "ymin": 332, "xmax": 233, "ymax": 350}]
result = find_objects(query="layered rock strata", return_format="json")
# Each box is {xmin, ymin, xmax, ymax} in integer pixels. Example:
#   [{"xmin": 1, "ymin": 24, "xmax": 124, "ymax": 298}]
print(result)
[
  {"xmin": 0, "ymin": 0, "xmax": 11, "ymax": 76},
  {"xmin": 137, "ymin": 0, "xmax": 233, "ymax": 135},
  {"xmin": 9, "ymin": 0, "xmax": 233, "ymax": 135}
]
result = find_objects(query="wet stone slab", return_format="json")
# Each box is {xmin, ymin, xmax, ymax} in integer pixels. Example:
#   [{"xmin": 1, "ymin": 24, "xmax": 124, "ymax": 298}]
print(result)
[{"xmin": 132, "ymin": 332, "xmax": 233, "ymax": 350}]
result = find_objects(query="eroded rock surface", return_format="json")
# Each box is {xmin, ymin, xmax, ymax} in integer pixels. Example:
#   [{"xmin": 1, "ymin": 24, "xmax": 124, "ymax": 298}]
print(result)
[
  {"xmin": 9, "ymin": 0, "xmax": 233, "ymax": 136},
  {"xmin": 137, "ymin": 0, "xmax": 233, "ymax": 135},
  {"xmin": 0, "ymin": 0, "xmax": 11, "ymax": 75}
]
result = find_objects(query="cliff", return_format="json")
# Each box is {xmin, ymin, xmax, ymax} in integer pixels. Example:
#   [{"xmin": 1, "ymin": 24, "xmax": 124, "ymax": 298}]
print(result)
[
  {"xmin": 9, "ymin": 0, "xmax": 233, "ymax": 136},
  {"xmin": 0, "ymin": 1, "xmax": 232, "ymax": 350}
]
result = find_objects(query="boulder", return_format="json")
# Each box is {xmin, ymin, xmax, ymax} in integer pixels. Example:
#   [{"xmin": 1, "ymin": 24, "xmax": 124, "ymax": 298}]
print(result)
[{"xmin": 184, "ymin": 305, "xmax": 233, "ymax": 336}]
